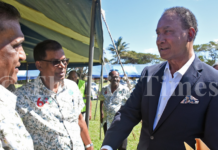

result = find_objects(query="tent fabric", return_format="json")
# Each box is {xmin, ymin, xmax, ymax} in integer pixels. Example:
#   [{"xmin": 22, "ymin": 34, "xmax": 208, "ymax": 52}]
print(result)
[
  {"xmin": 3, "ymin": 0, "xmax": 103, "ymax": 70},
  {"xmin": 17, "ymin": 64, "xmax": 149, "ymax": 80}
]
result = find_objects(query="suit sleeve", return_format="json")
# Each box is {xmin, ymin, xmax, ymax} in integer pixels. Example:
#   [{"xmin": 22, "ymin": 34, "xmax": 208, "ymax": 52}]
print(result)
[
  {"xmin": 102, "ymin": 68, "xmax": 148, "ymax": 149},
  {"xmin": 202, "ymin": 93, "xmax": 218, "ymax": 149}
]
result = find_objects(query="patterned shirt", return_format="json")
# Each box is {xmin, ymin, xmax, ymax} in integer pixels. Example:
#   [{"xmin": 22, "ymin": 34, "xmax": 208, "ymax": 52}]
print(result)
[
  {"xmin": 0, "ymin": 85, "xmax": 34, "ymax": 150},
  {"xmin": 15, "ymin": 76, "xmax": 85, "ymax": 150},
  {"xmin": 99, "ymin": 84, "xmax": 130, "ymax": 129}
]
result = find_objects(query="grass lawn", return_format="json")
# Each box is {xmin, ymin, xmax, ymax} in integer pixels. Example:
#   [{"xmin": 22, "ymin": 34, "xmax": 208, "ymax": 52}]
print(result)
[{"xmin": 89, "ymin": 100, "xmax": 141, "ymax": 149}]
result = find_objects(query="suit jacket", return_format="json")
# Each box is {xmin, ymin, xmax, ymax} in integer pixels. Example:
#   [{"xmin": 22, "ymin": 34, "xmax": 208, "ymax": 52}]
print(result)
[{"xmin": 102, "ymin": 57, "xmax": 218, "ymax": 150}]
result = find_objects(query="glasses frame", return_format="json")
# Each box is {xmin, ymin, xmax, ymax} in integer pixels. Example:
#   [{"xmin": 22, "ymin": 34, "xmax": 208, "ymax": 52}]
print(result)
[{"xmin": 39, "ymin": 58, "xmax": 70, "ymax": 67}]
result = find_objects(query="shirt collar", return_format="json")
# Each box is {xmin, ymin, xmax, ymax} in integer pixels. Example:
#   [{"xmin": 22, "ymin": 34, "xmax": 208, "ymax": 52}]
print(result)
[
  {"xmin": 107, "ymin": 83, "xmax": 122, "ymax": 94},
  {"xmin": 0, "ymin": 84, "xmax": 17, "ymax": 109},
  {"xmin": 35, "ymin": 76, "xmax": 66, "ymax": 95},
  {"xmin": 164, "ymin": 54, "xmax": 195, "ymax": 77}
]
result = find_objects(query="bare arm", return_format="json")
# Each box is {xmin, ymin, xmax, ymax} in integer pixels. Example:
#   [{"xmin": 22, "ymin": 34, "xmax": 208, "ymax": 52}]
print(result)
[{"xmin": 78, "ymin": 113, "xmax": 93, "ymax": 150}]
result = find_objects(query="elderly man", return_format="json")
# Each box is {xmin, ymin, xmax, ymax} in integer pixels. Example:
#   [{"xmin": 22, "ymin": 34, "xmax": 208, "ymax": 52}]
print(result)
[
  {"xmin": 99, "ymin": 70, "xmax": 130, "ymax": 150},
  {"xmin": 102, "ymin": 7, "xmax": 218, "ymax": 150},
  {"xmin": 68, "ymin": 70, "xmax": 92, "ymax": 120},
  {"xmin": 15, "ymin": 40, "xmax": 93, "ymax": 150},
  {"xmin": 0, "ymin": 2, "xmax": 34, "ymax": 149}
]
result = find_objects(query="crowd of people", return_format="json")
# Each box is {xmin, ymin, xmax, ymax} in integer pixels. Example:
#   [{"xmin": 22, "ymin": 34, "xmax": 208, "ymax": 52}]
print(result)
[{"xmin": 1, "ymin": 1, "xmax": 218, "ymax": 150}]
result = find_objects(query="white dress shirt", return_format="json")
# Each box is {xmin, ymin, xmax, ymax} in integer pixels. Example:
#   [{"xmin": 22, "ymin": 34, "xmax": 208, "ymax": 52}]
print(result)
[
  {"xmin": 153, "ymin": 54, "xmax": 195, "ymax": 129},
  {"xmin": 101, "ymin": 54, "xmax": 195, "ymax": 150}
]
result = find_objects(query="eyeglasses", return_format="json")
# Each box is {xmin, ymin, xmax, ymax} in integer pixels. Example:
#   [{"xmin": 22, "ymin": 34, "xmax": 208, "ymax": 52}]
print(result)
[{"xmin": 40, "ymin": 58, "xmax": 69, "ymax": 67}]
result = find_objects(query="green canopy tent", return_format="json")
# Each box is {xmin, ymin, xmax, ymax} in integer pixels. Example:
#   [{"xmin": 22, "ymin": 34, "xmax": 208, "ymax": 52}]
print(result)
[
  {"xmin": 3, "ymin": 0, "xmax": 103, "ymax": 126},
  {"xmin": 3, "ymin": 0, "xmax": 103, "ymax": 70}
]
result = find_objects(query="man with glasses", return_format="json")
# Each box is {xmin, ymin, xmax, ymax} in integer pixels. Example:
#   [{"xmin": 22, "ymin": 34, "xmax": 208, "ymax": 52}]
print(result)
[
  {"xmin": 14, "ymin": 40, "xmax": 93, "ymax": 150},
  {"xmin": 99, "ymin": 70, "xmax": 130, "ymax": 150}
]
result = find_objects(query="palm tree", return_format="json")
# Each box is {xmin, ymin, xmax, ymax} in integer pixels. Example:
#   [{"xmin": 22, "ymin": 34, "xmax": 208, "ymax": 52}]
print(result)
[{"xmin": 107, "ymin": 37, "xmax": 129, "ymax": 64}]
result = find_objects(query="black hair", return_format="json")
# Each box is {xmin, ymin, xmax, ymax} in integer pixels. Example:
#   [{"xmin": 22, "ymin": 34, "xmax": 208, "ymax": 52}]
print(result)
[
  {"xmin": 163, "ymin": 6, "xmax": 198, "ymax": 40},
  {"xmin": 109, "ymin": 70, "xmax": 119, "ymax": 76},
  {"xmin": 34, "ymin": 40, "xmax": 62, "ymax": 61},
  {"xmin": 0, "ymin": 1, "xmax": 21, "ymax": 31},
  {"xmin": 68, "ymin": 70, "xmax": 77, "ymax": 78}
]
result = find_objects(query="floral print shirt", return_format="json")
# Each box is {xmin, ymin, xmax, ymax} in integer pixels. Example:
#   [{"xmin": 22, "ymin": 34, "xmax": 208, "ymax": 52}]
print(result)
[
  {"xmin": 0, "ymin": 85, "xmax": 34, "ymax": 150},
  {"xmin": 15, "ymin": 76, "xmax": 85, "ymax": 150},
  {"xmin": 99, "ymin": 84, "xmax": 130, "ymax": 129}
]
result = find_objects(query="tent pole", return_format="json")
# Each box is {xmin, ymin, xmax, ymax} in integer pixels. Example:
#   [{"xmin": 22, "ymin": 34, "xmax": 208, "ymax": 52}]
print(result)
[
  {"xmin": 85, "ymin": 0, "xmax": 97, "ymax": 127},
  {"xmin": 102, "ymin": 11, "xmax": 137, "ymax": 139},
  {"xmin": 101, "ymin": 12, "xmax": 131, "ymax": 89},
  {"xmin": 26, "ymin": 63, "xmax": 29, "ymax": 83}
]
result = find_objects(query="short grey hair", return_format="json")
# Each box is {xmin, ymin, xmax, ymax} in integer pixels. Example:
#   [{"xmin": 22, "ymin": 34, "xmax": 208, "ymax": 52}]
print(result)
[{"xmin": 163, "ymin": 7, "xmax": 198, "ymax": 40}]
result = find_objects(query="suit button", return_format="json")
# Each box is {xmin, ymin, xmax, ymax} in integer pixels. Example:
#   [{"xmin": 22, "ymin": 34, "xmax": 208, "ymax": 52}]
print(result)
[{"xmin": 150, "ymin": 136, "xmax": 154, "ymax": 140}]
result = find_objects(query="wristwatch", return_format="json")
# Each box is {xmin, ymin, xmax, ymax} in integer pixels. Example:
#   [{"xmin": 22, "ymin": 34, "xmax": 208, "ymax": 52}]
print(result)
[{"xmin": 85, "ymin": 143, "xmax": 93, "ymax": 148}]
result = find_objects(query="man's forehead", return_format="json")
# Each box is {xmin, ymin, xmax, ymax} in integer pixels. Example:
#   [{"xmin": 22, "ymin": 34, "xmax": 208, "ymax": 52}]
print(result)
[
  {"xmin": 156, "ymin": 13, "xmax": 181, "ymax": 29},
  {"xmin": 111, "ymin": 71, "xmax": 119, "ymax": 76},
  {"xmin": 45, "ymin": 49, "xmax": 65, "ymax": 59},
  {"xmin": 0, "ymin": 21, "xmax": 24, "ymax": 48}
]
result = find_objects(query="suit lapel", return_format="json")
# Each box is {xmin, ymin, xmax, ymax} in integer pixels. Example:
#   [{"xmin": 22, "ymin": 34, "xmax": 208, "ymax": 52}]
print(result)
[
  {"xmin": 148, "ymin": 62, "xmax": 166, "ymax": 134},
  {"xmin": 153, "ymin": 57, "xmax": 203, "ymax": 133}
]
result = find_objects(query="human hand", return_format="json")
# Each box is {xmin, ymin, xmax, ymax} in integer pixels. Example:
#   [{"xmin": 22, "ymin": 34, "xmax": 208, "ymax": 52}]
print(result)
[{"xmin": 89, "ymin": 114, "xmax": 92, "ymax": 120}]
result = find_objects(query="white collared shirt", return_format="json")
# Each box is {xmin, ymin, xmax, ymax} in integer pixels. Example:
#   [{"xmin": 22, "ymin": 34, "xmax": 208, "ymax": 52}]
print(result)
[
  {"xmin": 153, "ymin": 54, "xmax": 195, "ymax": 129},
  {"xmin": 101, "ymin": 54, "xmax": 195, "ymax": 150}
]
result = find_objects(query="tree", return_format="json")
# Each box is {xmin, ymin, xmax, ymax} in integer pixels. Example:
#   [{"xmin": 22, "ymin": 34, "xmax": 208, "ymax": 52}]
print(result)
[
  {"xmin": 194, "ymin": 41, "xmax": 218, "ymax": 65},
  {"xmin": 104, "ymin": 57, "xmax": 110, "ymax": 63},
  {"xmin": 120, "ymin": 51, "xmax": 163, "ymax": 64},
  {"xmin": 107, "ymin": 37, "xmax": 129, "ymax": 64}
]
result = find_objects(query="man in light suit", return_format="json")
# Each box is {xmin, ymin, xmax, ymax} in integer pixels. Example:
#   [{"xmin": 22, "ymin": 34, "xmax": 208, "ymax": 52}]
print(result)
[{"xmin": 101, "ymin": 7, "xmax": 218, "ymax": 150}]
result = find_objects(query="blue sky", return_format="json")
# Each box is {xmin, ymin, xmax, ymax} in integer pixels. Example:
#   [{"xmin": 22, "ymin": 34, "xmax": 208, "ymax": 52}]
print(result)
[{"xmin": 101, "ymin": 0, "xmax": 218, "ymax": 59}]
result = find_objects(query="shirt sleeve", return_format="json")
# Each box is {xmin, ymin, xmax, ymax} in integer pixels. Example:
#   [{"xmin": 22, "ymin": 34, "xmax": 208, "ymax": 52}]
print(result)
[
  {"xmin": 0, "ymin": 141, "xmax": 4, "ymax": 150},
  {"xmin": 101, "ymin": 145, "xmax": 113, "ymax": 150},
  {"xmin": 120, "ymin": 88, "xmax": 130, "ymax": 106},
  {"xmin": 0, "ymin": 118, "xmax": 4, "ymax": 150}
]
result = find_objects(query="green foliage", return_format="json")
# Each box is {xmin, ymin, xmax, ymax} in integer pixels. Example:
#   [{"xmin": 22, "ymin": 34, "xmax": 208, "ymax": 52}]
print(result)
[
  {"xmin": 107, "ymin": 36, "xmax": 163, "ymax": 65},
  {"xmin": 194, "ymin": 41, "xmax": 218, "ymax": 65},
  {"xmin": 121, "ymin": 51, "xmax": 163, "ymax": 64},
  {"xmin": 107, "ymin": 37, "xmax": 129, "ymax": 64}
]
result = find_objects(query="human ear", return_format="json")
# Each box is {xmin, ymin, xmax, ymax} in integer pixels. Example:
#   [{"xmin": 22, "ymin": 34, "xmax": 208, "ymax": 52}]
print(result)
[
  {"xmin": 188, "ymin": 27, "xmax": 196, "ymax": 42},
  {"xmin": 35, "ymin": 61, "xmax": 42, "ymax": 71}
]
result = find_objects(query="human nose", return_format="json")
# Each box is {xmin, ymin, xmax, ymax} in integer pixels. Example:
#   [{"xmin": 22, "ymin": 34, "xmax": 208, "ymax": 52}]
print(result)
[
  {"xmin": 18, "ymin": 46, "xmax": 26, "ymax": 61},
  {"xmin": 156, "ymin": 34, "xmax": 165, "ymax": 45}
]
